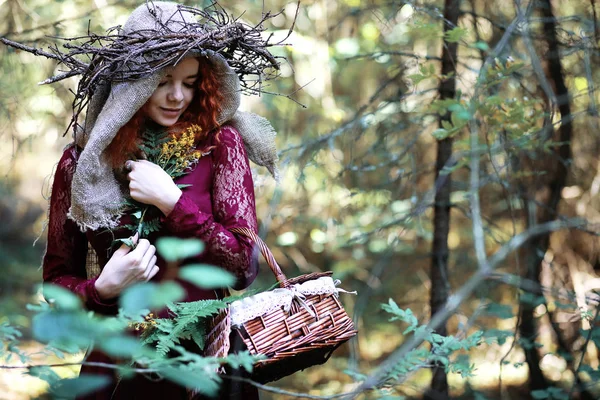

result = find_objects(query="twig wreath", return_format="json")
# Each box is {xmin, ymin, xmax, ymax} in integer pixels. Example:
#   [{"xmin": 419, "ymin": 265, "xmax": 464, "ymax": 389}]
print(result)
[{"xmin": 0, "ymin": 1, "xmax": 296, "ymax": 135}]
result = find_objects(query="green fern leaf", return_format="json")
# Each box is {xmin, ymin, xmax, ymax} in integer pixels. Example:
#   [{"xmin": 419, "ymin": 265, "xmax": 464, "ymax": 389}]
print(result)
[
  {"xmin": 223, "ymin": 351, "xmax": 263, "ymax": 372},
  {"xmin": 142, "ymin": 300, "xmax": 228, "ymax": 355}
]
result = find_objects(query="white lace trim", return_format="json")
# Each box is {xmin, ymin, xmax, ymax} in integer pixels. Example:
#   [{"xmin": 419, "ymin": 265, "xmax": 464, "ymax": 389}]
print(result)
[{"xmin": 230, "ymin": 277, "xmax": 356, "ymax": 327}]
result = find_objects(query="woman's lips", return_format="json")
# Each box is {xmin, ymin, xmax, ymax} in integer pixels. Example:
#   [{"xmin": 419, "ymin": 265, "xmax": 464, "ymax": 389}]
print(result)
[{"xmin": 160, "ymin": 107, "xmax": 181, "ymax": 116}]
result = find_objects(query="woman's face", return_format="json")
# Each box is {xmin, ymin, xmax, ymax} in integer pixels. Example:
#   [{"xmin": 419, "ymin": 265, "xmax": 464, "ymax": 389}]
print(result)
[{"xmin": 143, "ymin": 57, "xmax": 200, "ymax": 127}]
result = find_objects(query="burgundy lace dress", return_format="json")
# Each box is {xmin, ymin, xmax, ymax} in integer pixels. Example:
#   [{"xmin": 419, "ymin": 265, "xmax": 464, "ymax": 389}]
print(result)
[{"xmin": 43, "ymin": 126, "xmax": 260, "ymax": 399}]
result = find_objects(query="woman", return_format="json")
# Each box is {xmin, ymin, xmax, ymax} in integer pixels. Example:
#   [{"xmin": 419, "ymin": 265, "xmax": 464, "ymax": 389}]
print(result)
[{"xmin": 42, "ymin": 2, "xmax": 279, "ymax": 398}]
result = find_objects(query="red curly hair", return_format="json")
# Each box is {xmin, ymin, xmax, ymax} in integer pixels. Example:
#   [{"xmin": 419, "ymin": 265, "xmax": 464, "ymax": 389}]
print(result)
[{"xmin": 106, "ymin": 56, "xmax": 224, "ymax": 168}]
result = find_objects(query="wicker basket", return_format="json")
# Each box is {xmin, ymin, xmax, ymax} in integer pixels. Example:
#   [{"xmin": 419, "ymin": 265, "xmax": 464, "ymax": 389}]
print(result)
[{"xmin": 205, "ymin": 227, "xmax": 357, "ymax": 384}]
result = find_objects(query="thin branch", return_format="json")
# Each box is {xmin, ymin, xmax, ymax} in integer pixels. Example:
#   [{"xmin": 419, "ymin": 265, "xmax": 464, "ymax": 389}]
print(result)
[
  {"xmin": 514, "ymin": 0, "xmax": 558, "ymax": 112},
  {"xmin": 488, "ymin": 272, "xmax": 600, "ymax": 306},
  {"xmin": 225, "ymin": 375, "xmax": 355, "ymax": 399},
  {"xmin": 467, "ymin": 9, "xmax": 526, "ymax": 274},
  {"xmin": 340, "ymin": 51, "xmax": 442, "ymax": 62},
  {"xmin": 0, "ymin": 361, "xmax": 157, "ymax": 373},
  {"xmin": 0, "ymin": 37, "xmax": 63, "ymax": 62}
]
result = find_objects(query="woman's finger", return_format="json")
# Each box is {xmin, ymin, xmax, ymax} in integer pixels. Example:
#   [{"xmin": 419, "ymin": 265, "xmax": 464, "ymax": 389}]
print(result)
[
  {"xmin": 141, "ymin": 253, "xmax": 157, "ymax": 278},
  {"xmin": 130, "ymin": 238, "xmax": 151, "ymax": 262},
  {"xmin": 113, "ymin": 232, "xmax": 139, "ymax": 257},
  {"xmin": 146, "ymin": 265, "xmax": 160, "ymax": 281},
  {"xmin": 143, "ymin": 255, "xmax": 157, "ymax": 279},
  {"xmin": 140, "ymin": 242, "xmax": 155, "ymax": 262}
]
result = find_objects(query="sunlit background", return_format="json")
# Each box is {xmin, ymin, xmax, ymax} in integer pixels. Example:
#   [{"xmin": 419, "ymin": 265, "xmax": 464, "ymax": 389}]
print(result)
[{"xmin": 2, "ymin": 0, "xmax": 600, "ymax": 398}]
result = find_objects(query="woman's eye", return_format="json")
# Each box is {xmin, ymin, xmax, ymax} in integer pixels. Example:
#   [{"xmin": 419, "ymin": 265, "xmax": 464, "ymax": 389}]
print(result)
[
  {"xmin": 158, "ymin": 81, "xmax": 168, "ymax": 87},
  {"xmin": 184, "ymin": 82, "xmax": 195, "ymax": 89}
]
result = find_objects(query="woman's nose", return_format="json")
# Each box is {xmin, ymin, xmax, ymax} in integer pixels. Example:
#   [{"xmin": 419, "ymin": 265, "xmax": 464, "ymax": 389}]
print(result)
[{"xmin": 167, "ymin": 84, "xmax": 184, "ymax": 102}]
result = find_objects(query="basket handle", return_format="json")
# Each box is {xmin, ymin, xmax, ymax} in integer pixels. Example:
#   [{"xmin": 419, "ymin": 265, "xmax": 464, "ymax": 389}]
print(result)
[{"xmin": 230, "ymin": 227, "xmax": 290, "ymax": 288}]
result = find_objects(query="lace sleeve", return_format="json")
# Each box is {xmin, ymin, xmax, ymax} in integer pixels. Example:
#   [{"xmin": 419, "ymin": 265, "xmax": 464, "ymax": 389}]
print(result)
[
  {"xmin": 162, "ymin": 126, "xmax": 259, "ymax": 289},
  {"xmin": 42, "ymin": 145, "xmax": 118, "ymax": 314}
]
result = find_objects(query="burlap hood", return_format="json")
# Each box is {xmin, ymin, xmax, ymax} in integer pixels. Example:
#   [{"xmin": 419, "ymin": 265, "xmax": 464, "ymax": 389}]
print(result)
[{"xmin": 68, "ymin": 1, "xmax": 278, "ymax": 231}]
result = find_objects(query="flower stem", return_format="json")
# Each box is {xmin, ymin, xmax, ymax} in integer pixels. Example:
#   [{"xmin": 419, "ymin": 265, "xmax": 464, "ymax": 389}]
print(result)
[{"xmin": 137, "ymin": 206, "xmax": 149, "ymax": 238}]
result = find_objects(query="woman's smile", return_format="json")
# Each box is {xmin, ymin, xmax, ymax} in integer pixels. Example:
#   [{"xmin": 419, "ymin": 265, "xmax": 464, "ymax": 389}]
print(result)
[
  {"xmin": 160, "ymin": 107, "xmax": 182, "ymax": 117},
  {"xmin": 142, "ymin": 57, "xmax": 199, "ymax": 127}
]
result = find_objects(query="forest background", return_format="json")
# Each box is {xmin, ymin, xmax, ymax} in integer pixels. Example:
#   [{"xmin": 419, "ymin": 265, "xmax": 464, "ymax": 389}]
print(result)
[{"xmin": 1, "ymin": 0, "xmax": 600, "ymax": 399}]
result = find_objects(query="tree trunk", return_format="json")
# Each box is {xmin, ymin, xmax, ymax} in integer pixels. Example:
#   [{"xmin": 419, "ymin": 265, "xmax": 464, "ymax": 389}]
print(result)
[
  {"xmin": 517, "ymin": 0, "xmax": 573, "ymax": 394},
  {"xmin": 427, "ymin": 0, "xmax": 460, "ymax": 399}
]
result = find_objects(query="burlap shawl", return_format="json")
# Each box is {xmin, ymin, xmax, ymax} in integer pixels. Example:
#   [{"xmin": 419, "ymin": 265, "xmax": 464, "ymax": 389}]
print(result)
[{"xmin": 68, "ymin": 1, "xmax": 278, "ymax": 231}]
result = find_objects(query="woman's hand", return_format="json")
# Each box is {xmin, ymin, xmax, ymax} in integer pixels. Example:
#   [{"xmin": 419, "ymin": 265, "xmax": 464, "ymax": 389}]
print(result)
[
  {"xmin": 94, "ymin": 235, "xmax": 159, "ymax": 300},
  {"xmin": 126, "ymin": 160, "xmax": 182, "ymax": 216}
]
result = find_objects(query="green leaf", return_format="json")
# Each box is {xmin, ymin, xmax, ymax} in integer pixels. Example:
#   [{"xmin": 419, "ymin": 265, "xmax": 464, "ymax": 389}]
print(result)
[
  {"xmin": 441, "ymin": 120, "xmax": 453, "ymax": 130},
  {"xmin": 119, "ymin": 282, "xmax": 185, "ymax": 315},
  {"xmin": 42, "ymin": 284, "xmax": 83, "ymax": 311},
  {"xmin": 223, "ymin": 351, "xmax": 262, "ymax": 372},
  {"xmin": 0, "ymin": 322, "xmax": 22, "ymax": 342},
  {"xmin": 156, "ymin": 237, "xmax": 205, "ymax": 262},
  {"xmin": 49, "ymin": 374, "xmax": 112, "ymax": 398},
  {"xmin": 444, "ymin": 27, "xmax": 468, "ymax": 43},
  {"xmin": 99, "ymin": 336, "xmax": 150, "ymax": 358},
  {"xmin": 579, "ymin": 364, "xmax": 600, "ymax": 380},
  {"xmin": 450, "ymin": 354, "xmax": 474, "ymax": 377},
  {"xmin": 520, "ymin": 292, "xmax": 545, "ymax": 307},
  {"xmin": 472, "ymin": 41, "xmax": 489, "ymax": 51},
  {"xmin": 431, "ymin": 129, "xmax": 449, "ymax": 140},
  {"xmin": 553, "ymin": 301, "xmax": 576, "ymax": 310},
  {"xmin": 114, "ymin": 238, "xmax": 135, "ymax": 248},
  {"xmin": 47, "ymin": 340, "xmax": 84, "ymax": 355},
  {"xmin": 27, "ymin": 365, "xmax": 61, "ymax": 386},
  {"xmin": 430, "ymin": 333, "xmax": 445, "ymax": 344},
  {"xmin": 430, "ymin": 354, "xmax": 449, "ymax": 366},
  {"xmin": 225, "ymin": 351, "xmax": 265, "ymax": 372},
  {"xmin": 448, "ymin": 103, "xmax": 471, "ymax": 121},
  {"xmin": 160, "ymin": 366, "xmax": 221, "ymax": 396},
  {"xmin": 482, "ymin": 329, "xmax": 514, "ymax": 345},
  {"xmin": 141, "ymin": 299, "xmax": 226, "ymax": 355},
  {"xmin": 179, "ymin": 264, "xmax": 236, "ymax": 289},
  {"xmin": 140, "ymin": 318, "xmax": 176, "ymax": 355},
  {"xmin": 518, "ymin": 337, "xmax": 542, "ymax": 350},
  {"xmin": 473, "ymin": 391, "xmax": 490, "ymax": 400},
  {"xmin": 547, "ymin": 387, "xmax": 569, "ymax": 400},
  {"xmin": 381, "ymin": 300, "xmax": 419, "ymax": 334},
  {"xmin": 408, "ymin": 74, "xmax": 426, "ymax": 85},
  {"xmin": 531, "ymin": 389, "xmax": 550, "ymax": 399},
  {"xmin": 33, "ymin": 311, "xmax": 94, "ymax": 348},
  {"xmin": 39, "ymin": 311, "xmax": 124, "ymax": 344},
  {"xmin": 344, "ymin": 369, "xmax": 367, "ymax": 382},
  {"xmin": 190, "ymin": 325, "xmax": 206, "ymax": 351},
  {"xmin": 485, "ymin": 303, "xmax": 514, "ymax": 319}
]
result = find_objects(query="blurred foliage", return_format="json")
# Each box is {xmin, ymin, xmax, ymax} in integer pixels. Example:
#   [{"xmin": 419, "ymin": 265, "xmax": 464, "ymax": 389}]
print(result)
[
  {"xmin": 2, "ymin": 0, "xmax": 600, "ymax": 398},
  {"xmin": 8, "ymin": 238, "xmax": 259, "ymax": 398},
  {"xmin": 0, "ymin": 179, "xmax": 44, "ymax": 321}
]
